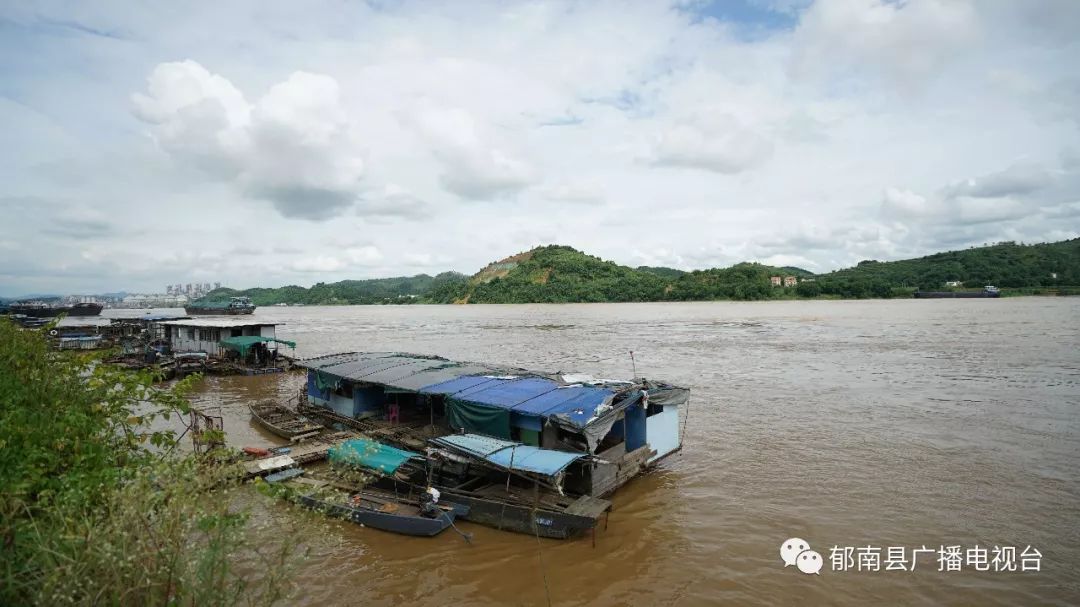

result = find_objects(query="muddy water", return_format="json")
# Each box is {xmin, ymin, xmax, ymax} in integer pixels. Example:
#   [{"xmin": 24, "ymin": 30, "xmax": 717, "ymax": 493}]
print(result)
[{"xmin": 165, "ymin": 299, "xmax": 1079, "ymax": 606}]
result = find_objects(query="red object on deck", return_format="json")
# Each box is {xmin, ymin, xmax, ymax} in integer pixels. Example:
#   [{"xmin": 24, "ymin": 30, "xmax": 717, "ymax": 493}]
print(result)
[{"xmin": 243, "ymin": 446, "xmax": 271, "ymax": 457}]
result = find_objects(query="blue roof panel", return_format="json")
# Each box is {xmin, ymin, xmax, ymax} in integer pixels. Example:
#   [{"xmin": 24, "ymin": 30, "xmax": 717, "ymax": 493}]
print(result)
[
  {"xmin": 463, "ymin": 377, "xmax": 561, "ymax": 408},
  {"xmin": 486, "ymin": 445, "xmax": 584, "ymax": 476},
  {"xmin": 419, "ymin": 375, "xmax": 502, "ymax": 395},
  {"xmin": 432, "ymin": 433, "xmax": 515, "ymax": 457},
  {"xmin": 431, "ymin": 434, "xmax": 585, "ymax": 477},
  {"xmin": 543, "ymin": 389, "xmax": 619, "ymax": 427},
  {"xmin": 511, "ymin": 385, "xmax": 614, "ymax": 415}
]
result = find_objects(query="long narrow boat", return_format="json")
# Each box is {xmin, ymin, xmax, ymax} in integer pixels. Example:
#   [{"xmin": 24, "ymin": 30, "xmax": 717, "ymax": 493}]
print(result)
[
  {"xmin": 249, "ymin": 403, "xmax": 323, "ymax": 439},
  {"xmin": 297, "ymin": 491, "xmax": 468, "ymax": 537}
]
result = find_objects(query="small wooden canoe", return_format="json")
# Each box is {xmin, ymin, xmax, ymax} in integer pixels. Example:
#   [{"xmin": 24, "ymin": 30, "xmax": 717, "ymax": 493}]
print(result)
[
  {"xmin": 298, "ymin": 491, "xmax": 469, "ymax": 537},
  {"xmin": 249, "ymin": 403, "xmax": 323, "ymax": 439}
]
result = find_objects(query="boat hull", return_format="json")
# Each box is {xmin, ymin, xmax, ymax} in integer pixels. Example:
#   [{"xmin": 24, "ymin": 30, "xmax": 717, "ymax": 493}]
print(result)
[
  {"xmin": 9, "ymin": 303, "xmax": 103, "ymax": 317},
  {"xmin": 298, "ymin": 495, "xmax": 461, "ymax": 537},
  {"xmin": 249, "ymin": 404, "xmax": 322, "ymax": 439},
  {"xmin": 438, "ymin": 491, "xmax": 598, "ymax": 539},
  {"xmin": 184, "ymin": 306, "xmax": 255, "ymax": 315}
]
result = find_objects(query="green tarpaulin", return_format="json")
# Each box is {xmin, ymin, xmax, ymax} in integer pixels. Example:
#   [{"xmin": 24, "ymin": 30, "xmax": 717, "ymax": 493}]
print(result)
[
  {"xmin": 314, "ymin": 370, "xmax": 341, "ymax": 391},
  {"xmin": 328, "ymin": 438, "xmax": 419, "ymax": 475},
  {"xmin": 218, "ymin": 336, "xmax": 296, "ymax": 356},
  {"xmin": 446, "ymin": 399, "xmax": 512, "ymax": 440}
]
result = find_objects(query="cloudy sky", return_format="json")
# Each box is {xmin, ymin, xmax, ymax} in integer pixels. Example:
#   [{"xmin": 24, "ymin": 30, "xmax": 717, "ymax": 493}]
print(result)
[{"xmin": 1, "ymin": 0, "xmax": 1078, "ymax": 295}]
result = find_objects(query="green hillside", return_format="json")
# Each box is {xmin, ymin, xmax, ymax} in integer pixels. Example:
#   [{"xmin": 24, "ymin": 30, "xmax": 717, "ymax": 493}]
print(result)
[
  {"xmin": 428, "ymin": 246, "xmax": 668, "ymax": 303},
  {"xmin": 198, "ymin": 272, "xmax": 467, "ymax": 305},
  {"xmin": 201, "ymin": 238, "xmax": 1079, "ymax": 305},
  {"xmin": 803, "ymin": 239, "xmax": 1080, "ymax": 298},
  {"xmin": 428, "ymin": 246, "xmax": 796, "ymax": 303}
]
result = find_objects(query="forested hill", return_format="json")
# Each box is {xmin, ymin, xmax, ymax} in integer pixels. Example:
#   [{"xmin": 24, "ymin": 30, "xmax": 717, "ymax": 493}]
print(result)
[
  {"xmin": 201, "ymin": 272, "xmax": 467, "ymax": 305},
  {"xmin": 200, "ymin": 239, "xmax": 1078, "ymax": 305},
  {"xmin": 427, "ymin": 245, "xmax": 804, "ymax": 303},
  {"xmin": 428, "ymin": 240, "xmax": 1079, "ymax": 303},
  {"xmin": 803, "ymin": 238, "xmax": 1080, "ymax": 298}
]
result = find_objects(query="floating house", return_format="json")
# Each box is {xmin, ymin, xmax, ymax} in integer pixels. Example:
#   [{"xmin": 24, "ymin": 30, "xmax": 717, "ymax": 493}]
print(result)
[
  {"xmin": 157, "ymin": 318, "xmax": 294, "ymax": 359},
  {"xmin": 296, "ymin": 351, "xmax": 689, "ymax": 538}
]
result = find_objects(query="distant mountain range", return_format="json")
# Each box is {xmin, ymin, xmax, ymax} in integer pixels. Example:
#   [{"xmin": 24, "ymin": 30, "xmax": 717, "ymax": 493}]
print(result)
[{"xmin": 198, "ymin": 238, "xmax": 1079, "ymax": 304}]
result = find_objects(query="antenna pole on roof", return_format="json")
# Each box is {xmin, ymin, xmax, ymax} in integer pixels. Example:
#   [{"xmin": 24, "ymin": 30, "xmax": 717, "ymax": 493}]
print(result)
[{"xmin": 629, "ymin": 351, "xmax": 637, "ymax": 380}]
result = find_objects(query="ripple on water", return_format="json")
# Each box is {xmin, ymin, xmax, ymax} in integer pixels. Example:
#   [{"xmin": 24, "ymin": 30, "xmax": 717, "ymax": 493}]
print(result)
[{"xmin": 164, "ymin": 299, "xmax": 1080, "ymax": 606}]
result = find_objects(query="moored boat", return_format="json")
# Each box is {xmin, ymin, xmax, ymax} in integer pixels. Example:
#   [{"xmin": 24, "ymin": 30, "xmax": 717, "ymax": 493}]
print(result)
[
  {"xmin": 184, "ymin": 296, "xmax": 256, "ymax": 315},
  {"xmin": 9, "ymin": 301, "xmax": 103, "ymax": 317},
  {"xmin": 249, "ymin": 403, "xmax": 323, "ymax": 439},
  {"xmin": 297, "ymin": 490, "xmax": 468, "ymax": 537}
]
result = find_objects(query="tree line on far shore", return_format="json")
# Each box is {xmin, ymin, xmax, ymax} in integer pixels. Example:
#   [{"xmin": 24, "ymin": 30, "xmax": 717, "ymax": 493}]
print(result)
[{"xmin": 200, "ymin": 238, "xmax": 1080, "ymax": 305}]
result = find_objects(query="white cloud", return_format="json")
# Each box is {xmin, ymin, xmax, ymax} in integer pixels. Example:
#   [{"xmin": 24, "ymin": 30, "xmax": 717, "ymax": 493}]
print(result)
[
  {"xmin": 1, "ymin": 0, "xmax": 1077, "ymax": 293},
  {"xmin": 650, "ymin": 113, "xmax": 774, "ymax": 174},
  {"xmin": 941, "ymin": 163, "xmax": 1051, "ymax": 199},
  {"xmin": 133, "ymin": 62, "xmax": 365, "ymax": 219},
  {"xmin": 289, "ymin": 255, "xmax": 346, "ymax": 273},
  {"xmin": 538, "ymin": 179, "xmax": 606, "ymax": 205},
  {"xmin": 791, "ymin": 0, "xmax": 979, "ymax": 88},
  {"xmin": 406, "ymin": 104, "xmax": 535, "ymax": 200}
]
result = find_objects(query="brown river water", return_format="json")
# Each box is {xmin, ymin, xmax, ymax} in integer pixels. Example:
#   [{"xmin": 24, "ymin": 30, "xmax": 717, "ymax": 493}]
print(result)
[{"xmin": 132, "ymin": 299, "xmax": 1080, "ymax": 606}]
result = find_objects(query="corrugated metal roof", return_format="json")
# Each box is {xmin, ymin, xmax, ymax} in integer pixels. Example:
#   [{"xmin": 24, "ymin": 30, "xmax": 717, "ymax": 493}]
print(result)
[
  {"xmin": 458, "ymin": 377, "xmax": 561, "ymax": 408},
  {"xmin": 298, "ymin": 351, "xmax": 638, "ymax": 430},
  {"xmin": 420, "ymin": 375, "xmax": 504, "ymax": 396},
  {"xmin": 511, "ymin": 385, "xmax": 614, "ymax": 416},
  {"xmin": 432, "ymin": 434, "xmax": 585, "ymax": 477},
  {"xmin": 158, "ymin": 318, "xmax": 280, "ymax": 328}
]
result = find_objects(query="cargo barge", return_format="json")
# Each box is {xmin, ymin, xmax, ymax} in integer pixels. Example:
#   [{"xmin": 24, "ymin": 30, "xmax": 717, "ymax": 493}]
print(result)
[
  {"xmin": 184, "ymin": 296, "xmax": 256, "ymax": 315},
  {"xmin": 7, "ymin": 301, "xmax": 103, "ymax": 317}
]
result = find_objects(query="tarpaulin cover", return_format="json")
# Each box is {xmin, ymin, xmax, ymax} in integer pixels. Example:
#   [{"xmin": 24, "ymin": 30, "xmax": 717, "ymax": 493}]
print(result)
[
  {"xmin": 511, "ymin": 385, "xmax": 615, "ymax": 416},
  {"xmin": 328, "ymin": 438, "xmax": 419, "ymax": 475},
  {"xmin": 432, "ymin": 434, "xmax": 585, "ymax": 477},
  {"xmin": 463, "ymin": 377, "xmax": 561, "ymax": 407},
  {"xmin": 446, "ymin": 399, "xmax": 512, "ymax": 439},
  {"xmin": 218, "ymin": 336, "xmax": 296, "ymax": 356},
  {"xmin": 420, "ymin": 375, "xmax": 503, "ymax": 396},
  {"xmin": 422, "ymin": 376, "xmax": 618, "ymax": 425},
  {"xmin": 313, "ymin": 370, "xmax": 340, "ymax": 391}
]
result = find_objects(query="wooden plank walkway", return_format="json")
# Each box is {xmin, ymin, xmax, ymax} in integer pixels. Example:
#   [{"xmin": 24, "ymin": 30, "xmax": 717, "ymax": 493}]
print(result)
[{"xmin": 241, "ymin": 432, "xmax": 356, "ymax": 479}]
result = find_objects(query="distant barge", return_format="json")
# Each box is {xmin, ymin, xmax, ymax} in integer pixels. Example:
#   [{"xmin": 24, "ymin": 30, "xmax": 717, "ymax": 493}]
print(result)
[
  {"xmin": 6, "ymin": 302, "xmax": 103, "ymax": 317},
  {"xmin": 915, "ymin": 286, "xmax": 1000, "ymax": 299},
  {"xmin": 184, "ymin": 296, "xmax": 256, "ymax": 315}
]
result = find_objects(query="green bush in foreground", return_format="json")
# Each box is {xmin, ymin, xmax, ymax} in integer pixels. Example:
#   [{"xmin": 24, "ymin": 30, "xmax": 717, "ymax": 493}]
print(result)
[{"xmin": 0, "ymin": 319, "xmax": 299, "ymax": 605}]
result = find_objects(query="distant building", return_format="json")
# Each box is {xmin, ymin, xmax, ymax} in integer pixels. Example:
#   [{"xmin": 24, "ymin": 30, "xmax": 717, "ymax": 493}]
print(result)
[
  {"xmin": 783, "ymin": 276, "xmax": 797, "ymax": 287},
  {"xmin": 945, "ymin": 281, "xmax": 962, "ymax": 287},
  {"xmin": 1051, "ymin": 272, "xmax": 1058, "ymax": 279},
  {"xmin": 120, "ymin": 293, "xmax": 189, "ymax": 308},
  {"xmin": 770, "ymin": 276, "xmax": 782, "ymax": 287}
]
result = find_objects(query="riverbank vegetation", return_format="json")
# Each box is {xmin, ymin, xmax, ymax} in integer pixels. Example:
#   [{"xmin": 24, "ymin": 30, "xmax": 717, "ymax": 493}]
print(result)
[
  {"xmin": 0, "ymin": 320, "xmax": 300, "ymax": 605},
  {"xmin": 200, "ymin": 238, "xmax": 1079, "ymax": 304}
]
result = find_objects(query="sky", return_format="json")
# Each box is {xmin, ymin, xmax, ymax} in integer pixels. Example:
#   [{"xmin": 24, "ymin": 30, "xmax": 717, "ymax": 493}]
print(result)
[{"xmin": 1, "ymin": 0, "xmax": 1078, "ymax": 295}]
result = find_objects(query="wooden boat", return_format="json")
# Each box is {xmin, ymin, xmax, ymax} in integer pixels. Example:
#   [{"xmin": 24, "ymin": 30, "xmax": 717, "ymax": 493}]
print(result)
[
  {"xmin": 297, "ymin": 490, "xmax": 469, "ymax": 537},
  {"xmin": 264, "ymin": 468, "xmax": 305, "ymax": 483},
  {"xmin": 249, "ymin": 403, "xmax": 323, "ymax": 439}
]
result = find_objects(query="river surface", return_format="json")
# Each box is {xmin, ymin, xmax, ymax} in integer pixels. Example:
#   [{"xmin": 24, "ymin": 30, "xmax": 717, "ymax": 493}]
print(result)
[{"xmin": 137, "ymin": 299, "xmax": 1080, "ymax": 606}]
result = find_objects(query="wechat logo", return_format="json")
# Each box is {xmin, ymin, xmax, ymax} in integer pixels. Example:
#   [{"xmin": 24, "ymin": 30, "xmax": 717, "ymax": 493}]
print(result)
[{"xmin": 781, "ymin": 537, "xmax": 823, "ymax": 575}]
